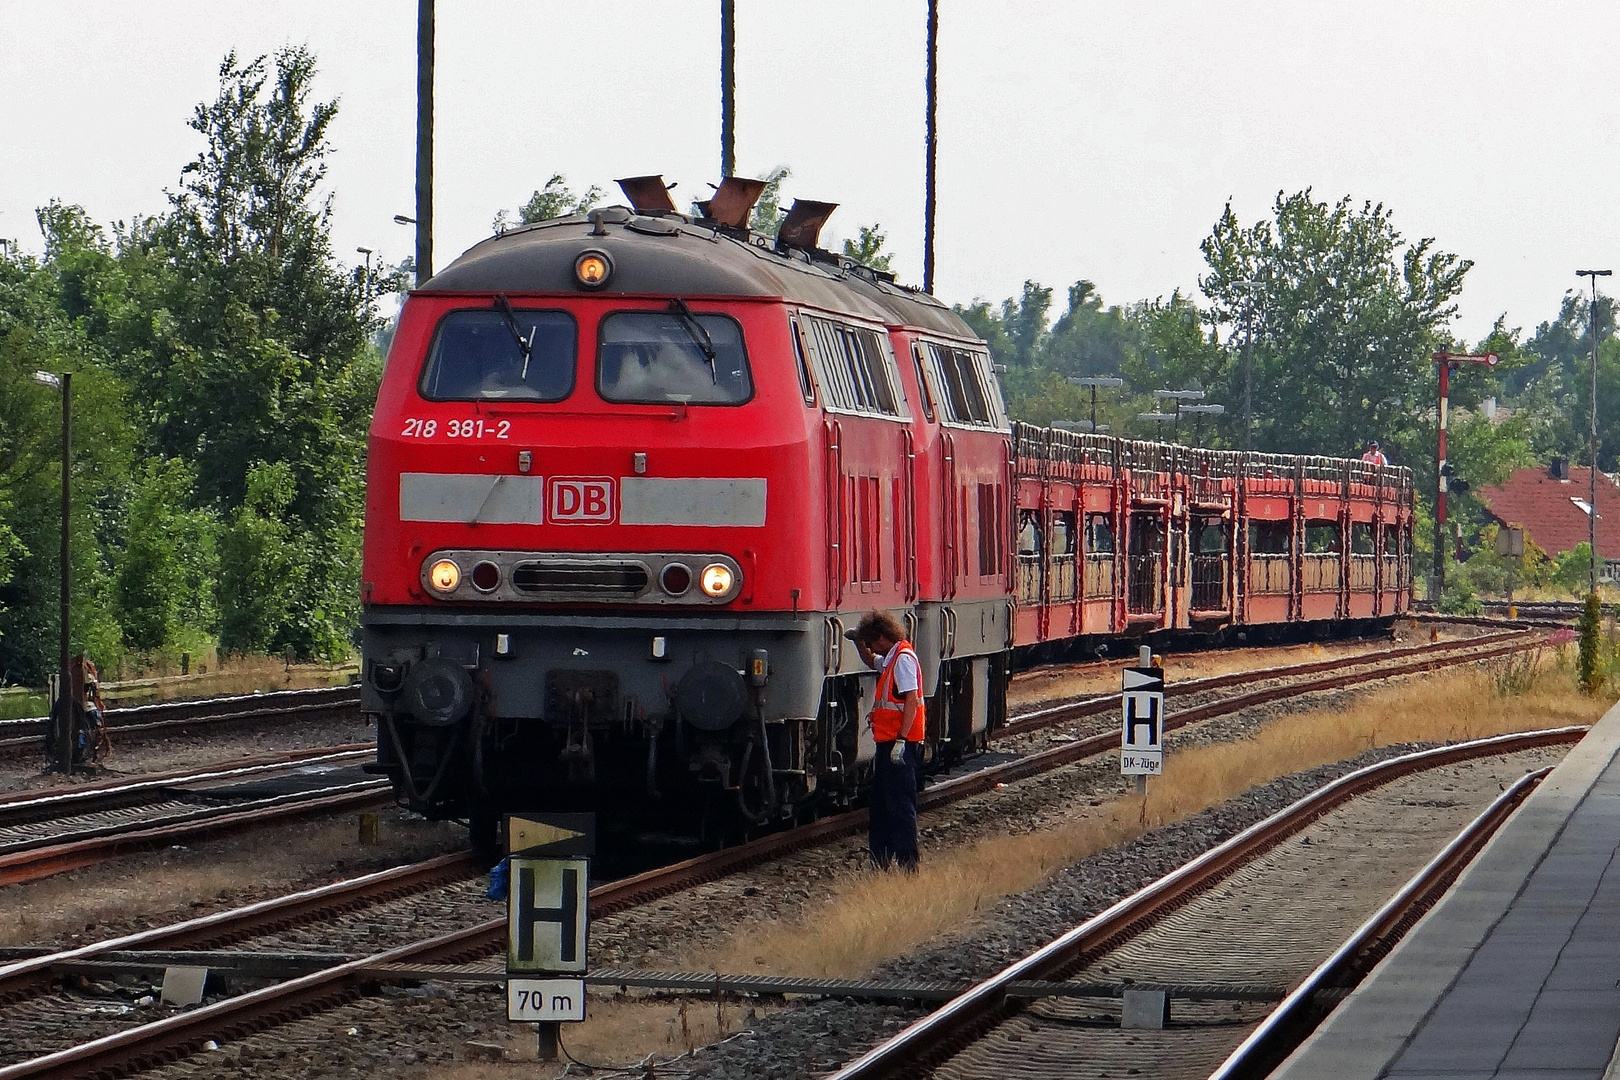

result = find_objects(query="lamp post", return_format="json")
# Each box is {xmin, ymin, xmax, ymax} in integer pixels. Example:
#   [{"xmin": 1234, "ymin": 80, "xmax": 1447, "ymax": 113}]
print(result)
[
  {"xmin": 1151, "ymin": 389, "xmax": 1209, "ymax": 443},
  {"xmin": 1430, "ymin": 351, "xmax": 1499, "ymax": 600},
  {"xmin": 1180, "ymin": 403, "xmax": 1227, "ymax": 446},
  {"xmin": 1578, "ymin": 269, "xmax": 1612, "ymax": 594},
  {"xmin": 31, "ymin": 370, "xmax": 72, "ymax": 775},
  {"xmin": 355, "ymin": 246, "xmax": 374, "ymax": 301},
  {"xmin": 1066, "ymin": 376, "xmax": 1125, "ymax": 434}
]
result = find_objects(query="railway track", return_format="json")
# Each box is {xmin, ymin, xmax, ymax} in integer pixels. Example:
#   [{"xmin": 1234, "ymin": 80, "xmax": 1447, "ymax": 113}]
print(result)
[
  {"xmin": 827, "ymin": 727, "xmax": 1578, "ymax": 1080},
  {"xmin": 0, "ymin": 686, "xmax": 360, "ymax": 759},
  {"xmin": 0, "ymin": 627, "xmax": 1553, "ymax": 1078},
  {"xmin": 0, "ymin": 630, "xmax": 1528, "ymax": 889},
  {"xmin": 0, "ymin": 746, "xmax": 386, "ymax": 887}
]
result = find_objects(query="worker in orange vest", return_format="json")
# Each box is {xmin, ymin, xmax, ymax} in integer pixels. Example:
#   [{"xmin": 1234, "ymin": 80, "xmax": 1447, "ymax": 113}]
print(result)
[{"xmin": 850, "ymin": 610, "xmax": 926, "ymax": 871}]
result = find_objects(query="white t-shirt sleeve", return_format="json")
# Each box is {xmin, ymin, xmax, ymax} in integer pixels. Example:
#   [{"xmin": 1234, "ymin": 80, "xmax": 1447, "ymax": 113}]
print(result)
[{"xmin": 890, "ymin": 650, "xmax": 921, "ymax": 696}]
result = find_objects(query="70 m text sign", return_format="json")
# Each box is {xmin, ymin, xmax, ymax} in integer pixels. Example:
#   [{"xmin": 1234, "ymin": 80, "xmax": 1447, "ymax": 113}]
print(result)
[{"xmin": 508, "ymin": 978, "xmax": 586, "ymax": 1022}]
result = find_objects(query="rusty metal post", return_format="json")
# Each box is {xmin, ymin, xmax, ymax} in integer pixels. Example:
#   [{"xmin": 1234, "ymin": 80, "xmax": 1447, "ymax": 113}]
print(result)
[
  {"xmin": 1578, "ymin": 270, "xmax": 1611, "ymax": 593},
  {"xmin": 415, "ymin": 0, "xmax": 434, "ymax": 284},
  {"xmin": 923, "ymin": 0, "xmax": 939, "ymax": 294},
  {"xmin": 720, "ymin": 0, "xmax": 735, "ymax": 179}
]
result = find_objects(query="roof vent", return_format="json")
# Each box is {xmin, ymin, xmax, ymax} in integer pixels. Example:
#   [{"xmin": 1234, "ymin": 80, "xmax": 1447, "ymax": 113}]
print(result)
[
  {"xmin": 697, "ymin": 177, "xmax": 767, "ymax": 228},
  {"xmin": 616, "ymin": 175, "xmax": 678, "ymax": 214},
  {"xmin": 1551, "ymin": 457, "xmax": 1569, "ymax": 480},
  {"xmin": 776, "ymin": 199, "xmax": 838, "ymax": 251}
]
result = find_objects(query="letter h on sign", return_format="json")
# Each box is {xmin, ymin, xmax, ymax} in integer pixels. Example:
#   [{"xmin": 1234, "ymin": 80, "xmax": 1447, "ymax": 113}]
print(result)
[
  {"xmin": 508, "ymin": 857, "xmax": 589, "ymax": 974},
  {"xmin": 1124, "ymin": 692, "xmax": 1160, "ymax": 749}
]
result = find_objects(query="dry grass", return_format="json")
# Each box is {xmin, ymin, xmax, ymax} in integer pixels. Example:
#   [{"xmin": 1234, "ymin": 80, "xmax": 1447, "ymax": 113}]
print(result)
[
  {"xmin": 414, "ymin": 996, "xmax": 776, "ymax": 1077},
  {"xmin": 100, "ymin": 654, "xmax": 359, "ymax": 707},
  {"xmin": 705, "ymin": 666, "xmax": 1610, "ymax": 982}
]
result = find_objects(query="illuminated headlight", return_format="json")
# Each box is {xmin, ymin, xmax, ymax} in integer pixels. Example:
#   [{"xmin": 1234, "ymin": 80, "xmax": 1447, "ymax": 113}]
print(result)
[
  {"xmin": 574, "ymin": 250, "xmax": 613, "ymax": 289},
  {"xmin": 699, "ymin": 563, "xmax": 736, "ymax": 598},
  {"xmin": 427, "ymin": 559, "xmax": 461, "ymax": 593}
]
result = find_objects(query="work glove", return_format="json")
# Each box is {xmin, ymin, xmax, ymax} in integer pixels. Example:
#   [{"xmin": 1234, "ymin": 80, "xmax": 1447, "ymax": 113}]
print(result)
[{"xmin": 891, "ymin": 740, "xmax": 908, "ymax": 767}]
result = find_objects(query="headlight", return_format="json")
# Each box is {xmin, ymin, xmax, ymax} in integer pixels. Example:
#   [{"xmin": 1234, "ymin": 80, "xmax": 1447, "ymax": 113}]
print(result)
[
  {"xmin": 699, "ymin": 563, "xmax": 736, "ymax": 598},
  {"xmin": 574, "ymin": 250, "xmax": 613, "ymax": 289},
  {"xmin": 427, "ymin": 559, "xmax": 461, "ymax": 593}
]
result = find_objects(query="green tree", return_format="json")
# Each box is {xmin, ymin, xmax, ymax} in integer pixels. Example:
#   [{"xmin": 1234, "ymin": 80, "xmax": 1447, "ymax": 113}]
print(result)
[
  {"xmin": 116, "ymin": 459, "xmax": 219, "ymax": 651},
  {"xmin": 841, "ymin": 224, "xmax": 892, "ymax": 271},
  {"xmin": 749, "ymin": 166, "xmax": 792, "ymax": 239},
  {"xmin": 1200, "ymin": 190, "xmax": 1471, "ymax": 463},
  {"xmin": 117, "ymin": 47, "xmax": 387, "ymax": 657},
  {"xmin": 217, "ymin": 462, "xmax": 297, "ymax": 655},
  {"xmin": 492, "ymin": 174, "xmax": 603, "ymax": 231}
]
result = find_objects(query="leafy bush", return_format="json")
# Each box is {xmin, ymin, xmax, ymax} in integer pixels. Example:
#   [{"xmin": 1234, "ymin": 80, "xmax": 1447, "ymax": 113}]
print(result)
[
  {"xmin": 1578, "ymin": 592, "xmax": 1604, "ymax": 695},
  {"xmin": 1437, "ymin": 577, "xmax": 1483, "ymax": 616}
]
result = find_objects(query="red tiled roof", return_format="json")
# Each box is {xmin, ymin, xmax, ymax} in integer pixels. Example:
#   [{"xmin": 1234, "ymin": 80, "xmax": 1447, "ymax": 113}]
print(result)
[{"xmin": 1477, "ymin": 466, "xmax": 1620, "ymax": 556}]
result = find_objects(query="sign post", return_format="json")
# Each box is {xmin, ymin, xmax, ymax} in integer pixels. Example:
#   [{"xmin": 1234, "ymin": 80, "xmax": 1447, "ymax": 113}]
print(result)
[
  {"xmin": 1122, "ymin": 646, "xmax": 1165, "ymax": 792},
  {"xmin": 505, "ymin": 813, "xmax": 595, "ymax": 1061}
]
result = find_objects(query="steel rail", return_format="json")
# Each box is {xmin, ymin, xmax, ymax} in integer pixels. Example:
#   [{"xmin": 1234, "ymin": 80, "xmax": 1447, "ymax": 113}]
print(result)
[
  {"xmin": 823, "ymin": 725, "xmax": 1585, "ymax": 1080},
  {"xmin": 0, "ymin": 747, "xmax": 374, "ymax": 826},
  {"xmin": 1206, "ymin": 766, "xmax": 1549, "ymax": 1080},
  {"xmin": 0, "ymin": 686, "xmax": 361, "ymax": 755},
  {"xmin": 0, "ymin": 638, "xmax": 1554, "ymax": 1076},
  {"xmin": 0, "ymin": 852, "xmax": 481, "ymax": 1005},
  {"xmin": 0, "ymin": 782, "xmax": 393, "ymax": 888},
  {"xmin": 1004, "ymin": 628, "xmax": 1533, "ymax": 733}
]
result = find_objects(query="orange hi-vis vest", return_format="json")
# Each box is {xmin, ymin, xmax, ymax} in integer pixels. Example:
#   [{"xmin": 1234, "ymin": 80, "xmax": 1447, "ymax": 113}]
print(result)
[{"xmin": 871, "ymin": 640, "xmax": 927, "ymax": 743}]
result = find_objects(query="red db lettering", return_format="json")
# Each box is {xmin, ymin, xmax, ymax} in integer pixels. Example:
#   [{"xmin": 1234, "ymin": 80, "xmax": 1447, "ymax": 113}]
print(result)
[{"xmin": 549, "ymin": 478, "xmax": 615, "ymax": 523}]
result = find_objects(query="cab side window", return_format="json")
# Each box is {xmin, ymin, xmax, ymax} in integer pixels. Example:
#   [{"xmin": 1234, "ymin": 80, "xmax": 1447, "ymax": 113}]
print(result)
[
  {"xmin": 801, "ymin": 314, "xmax": 907, "ymax": 418},
  {"xmin": 923, "ymin": 343, "xmax": 1007, "ymax": 428}
]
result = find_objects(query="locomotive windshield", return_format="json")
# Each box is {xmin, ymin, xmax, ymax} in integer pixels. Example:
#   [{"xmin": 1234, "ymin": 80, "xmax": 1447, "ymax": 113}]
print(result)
[
  {"xmin": 419, "ymin": 309, "xmax": 576, "ymax": 401},
  {"xmin": 597, "ymin": 311, "xmax": 752, "ymax": 405}
]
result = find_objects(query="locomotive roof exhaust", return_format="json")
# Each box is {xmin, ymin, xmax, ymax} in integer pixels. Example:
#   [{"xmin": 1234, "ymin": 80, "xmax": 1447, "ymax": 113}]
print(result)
[
  {"xmin": 697, "ymin": 176, "xmax": 768, "ymax": 228},
  {"xmin": 777, "ymin": 199, "xmax": 838, "ymax": 251},
  {"xmin": 616, "ymin": 175, "xmax": 678, "ymax": 213}
]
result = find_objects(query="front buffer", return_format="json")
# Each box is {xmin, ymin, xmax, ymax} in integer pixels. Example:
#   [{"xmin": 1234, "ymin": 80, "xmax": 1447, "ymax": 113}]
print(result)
[{"xmin": 361, "ymin": 607, "xmax": 827, "ymax": 845}]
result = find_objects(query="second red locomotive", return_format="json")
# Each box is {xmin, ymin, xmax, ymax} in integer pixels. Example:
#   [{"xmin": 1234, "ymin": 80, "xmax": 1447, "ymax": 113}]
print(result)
[{"xmin": 359, "ymin": 177, "xmax": 1413, "ymax": 843}]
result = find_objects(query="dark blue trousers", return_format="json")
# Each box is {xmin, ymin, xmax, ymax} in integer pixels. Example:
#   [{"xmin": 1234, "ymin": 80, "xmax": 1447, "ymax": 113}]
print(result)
[{"xmin": 870, "ymin": 740, "xmax": 919, "ymax": 871}]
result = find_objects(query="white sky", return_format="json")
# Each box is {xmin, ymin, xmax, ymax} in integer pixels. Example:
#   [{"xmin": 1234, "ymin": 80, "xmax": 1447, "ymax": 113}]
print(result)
[{"xmin": 5, "ymin": 0, "xmax": 1619, "ymax": 343}]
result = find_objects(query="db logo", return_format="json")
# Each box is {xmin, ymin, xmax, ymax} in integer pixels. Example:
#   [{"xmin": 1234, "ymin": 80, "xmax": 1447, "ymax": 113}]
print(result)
[{"xmin": 548, "ymin": 477, "xmax": 615, "ymax": 523}]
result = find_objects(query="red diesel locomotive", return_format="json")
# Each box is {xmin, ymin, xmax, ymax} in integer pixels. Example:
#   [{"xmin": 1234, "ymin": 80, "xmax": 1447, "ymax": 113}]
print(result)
[{"xmin": 360, "ymin": 177, "xmax": 1414, "ymax": 842}]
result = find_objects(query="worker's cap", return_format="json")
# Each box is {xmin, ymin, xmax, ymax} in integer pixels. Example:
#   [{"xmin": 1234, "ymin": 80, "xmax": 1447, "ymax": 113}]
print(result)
[
  {"xmin": 843, "ymin": 628, "xmax": 861, "ymax": 642},
  {"xmin": 1367, "ymin": 440, "xmax": 1379, "ymax": 447}
]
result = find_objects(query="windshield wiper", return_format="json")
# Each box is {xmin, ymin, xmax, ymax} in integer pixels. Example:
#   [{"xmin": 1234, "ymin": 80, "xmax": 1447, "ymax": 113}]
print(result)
[
  {"xmin": 493, "ymin": 294, "xmax": 537, "ymax": 379},
  {"xmin": 668, "ymin": 298, "xmax": 718, "ymax": 383}
]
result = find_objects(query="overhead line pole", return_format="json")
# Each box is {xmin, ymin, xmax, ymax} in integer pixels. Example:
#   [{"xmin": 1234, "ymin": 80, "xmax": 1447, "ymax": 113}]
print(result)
[
  {"xmin": 923, "ymin": 0, "xmax": 938, "ymax": 294},
  {"xmin": 1578, "ymin": 269, "xmax": 1612, "ymax": 594},
  {"xmin": 415, "ymin": 0, "xmax": 434, "ymax": 285},
  {"xmin": 720, "ymin": 0, "xmax": 736, "ymax": 179}
]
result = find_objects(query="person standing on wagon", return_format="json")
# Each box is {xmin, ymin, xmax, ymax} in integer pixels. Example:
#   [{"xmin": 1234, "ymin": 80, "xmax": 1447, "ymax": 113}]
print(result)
[{"xmin": 850, "ymin": 611, "xmax": 926, "ymax": 872}]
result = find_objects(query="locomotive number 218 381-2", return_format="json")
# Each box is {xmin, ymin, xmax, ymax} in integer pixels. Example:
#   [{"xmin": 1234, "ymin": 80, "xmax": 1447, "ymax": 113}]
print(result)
[{"xmin": 400, "ymin": 418, "xmax": 510, "ymax": 439}]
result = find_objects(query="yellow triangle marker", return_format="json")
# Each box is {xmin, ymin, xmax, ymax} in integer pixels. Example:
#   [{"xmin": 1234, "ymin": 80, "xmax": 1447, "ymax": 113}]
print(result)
[{"xmin": 509, "ymin": 818, "xmax": 585, "ymax": 853}]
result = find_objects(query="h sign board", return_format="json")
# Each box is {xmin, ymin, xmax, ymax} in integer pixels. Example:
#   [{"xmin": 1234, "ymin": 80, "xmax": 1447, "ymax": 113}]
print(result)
[
  {"xmin": 509, "ymin": 978, "xmax": 587, "ymax": 1022},
  {"xmin": 508, "ymin": 856, "xmax": 590, "ymax": 974},
  {"xmin": 1121, "ymin": 666, "xmax": 1165, "ymax": 775}
]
